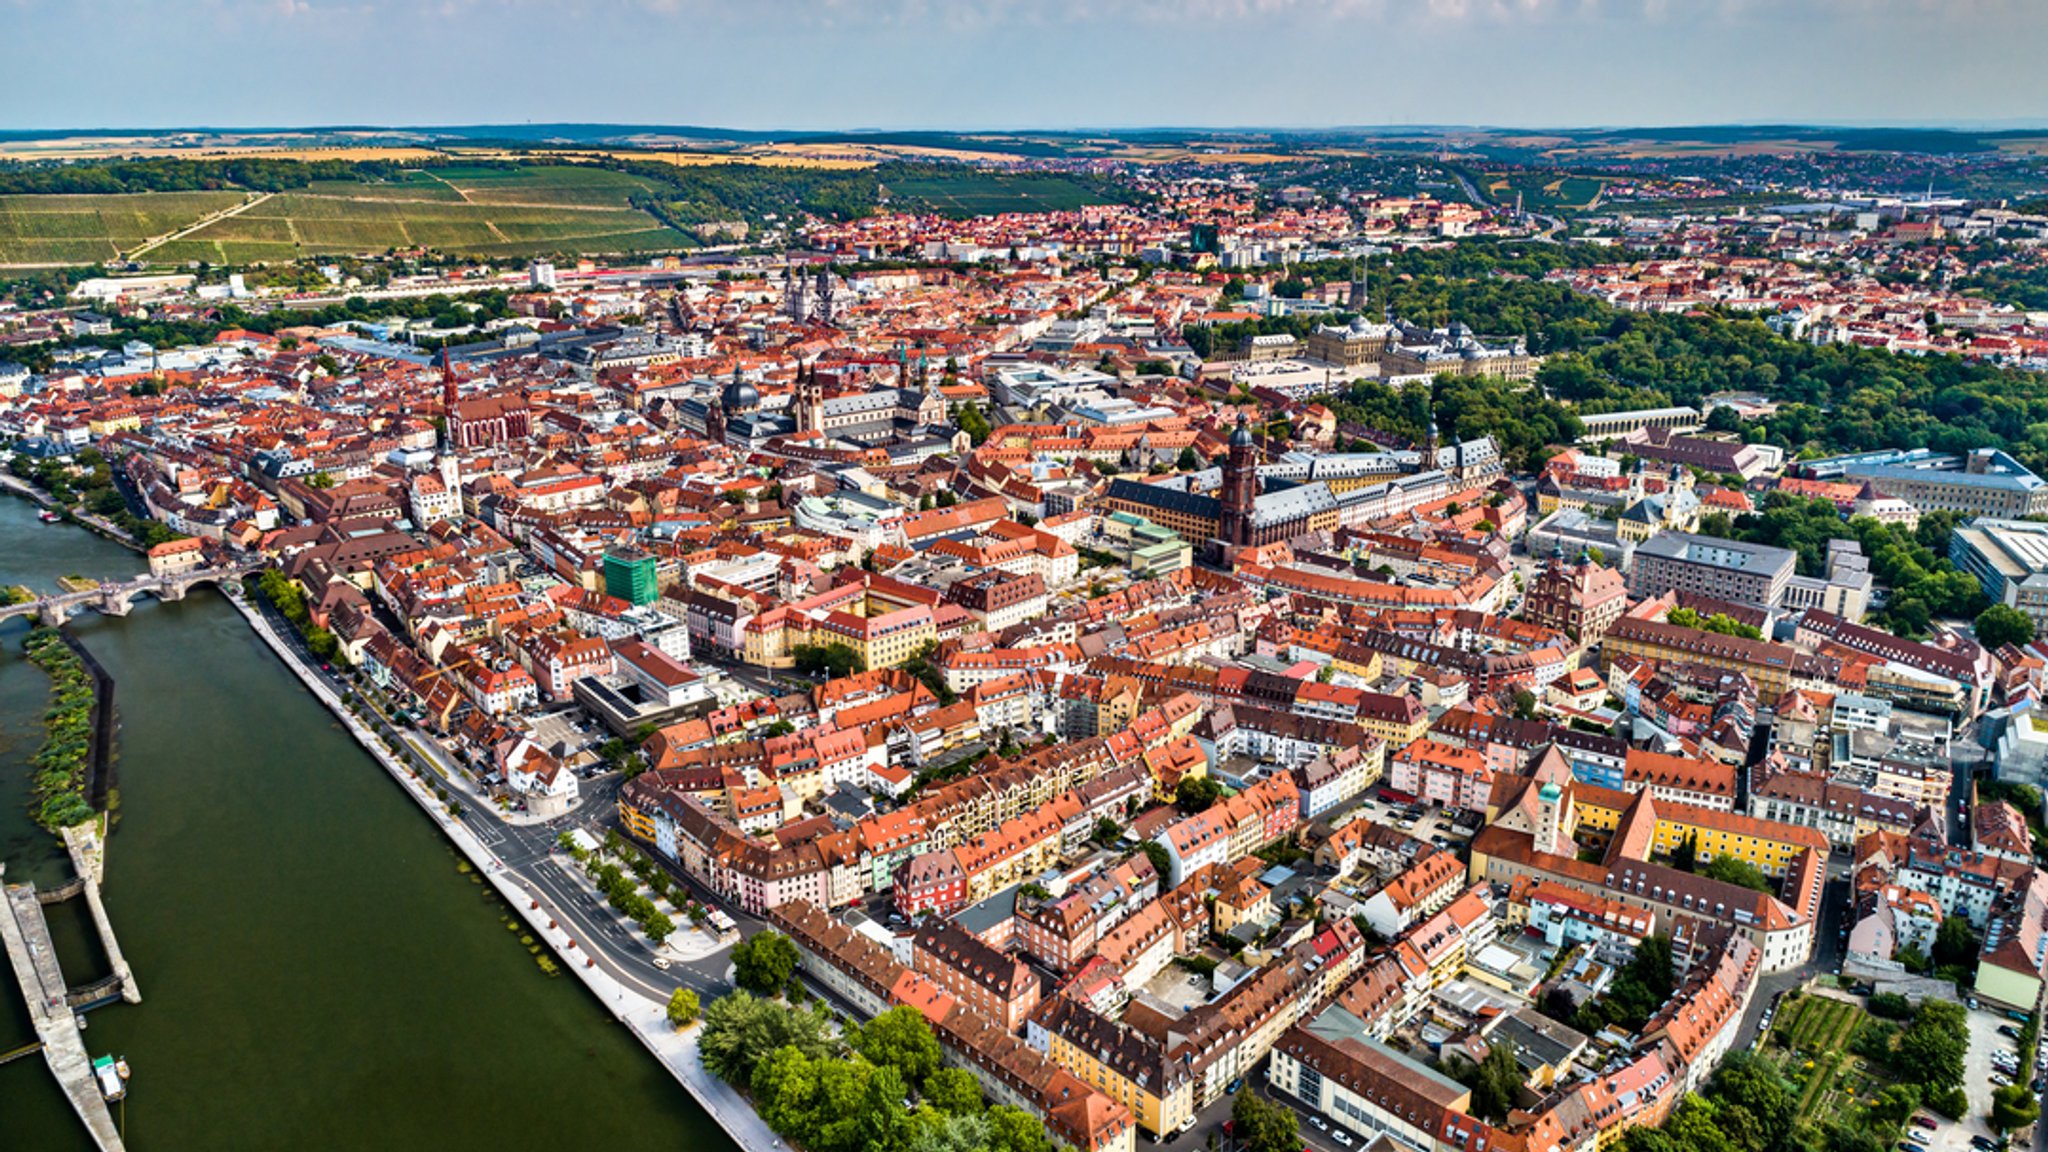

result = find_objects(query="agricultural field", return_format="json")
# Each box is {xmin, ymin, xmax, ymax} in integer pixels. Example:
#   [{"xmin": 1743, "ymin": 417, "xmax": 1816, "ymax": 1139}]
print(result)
[
  {"xmin": 882, "ymin": 171, "xmax": 1118, "ymax": 217},
  {"xmin": 427, "ymin": 165, "xmax": 663, "ymax": 207},
  {"xmin": 0, "ymin": 190, "xmax": 245, "ymax": 265},
  {"xmin": 0, "ymin": 167, "xmax": 694, "ymax": 266},
  {"xmin": 1482, "ymin": 171, "xmax": 1612, "ymax": 212}
]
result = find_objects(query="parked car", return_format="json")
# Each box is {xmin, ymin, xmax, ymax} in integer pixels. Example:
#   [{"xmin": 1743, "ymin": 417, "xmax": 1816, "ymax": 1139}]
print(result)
[
  {"xmin": 1998, "ymin": 1024, "xmax": 2020, "ymax": 1039},
  {"xmin": 1333, "ymin": 1132, "xmax": 1355, "ymax": 1148},
  {"xmin": 1310, "ymin": 1117, "xmax": 1329, "ymax": 1132}
]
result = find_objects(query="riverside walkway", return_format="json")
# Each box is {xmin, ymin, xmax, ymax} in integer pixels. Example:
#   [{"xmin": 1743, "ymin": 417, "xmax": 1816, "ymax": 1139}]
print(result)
[
  {"xmin": 230, "ymin": 588, "xmax": 781, "ymax": 1152},
  {"xmin": 0, "ymin": 865, "xmax": 127, "ymax": 1152}
]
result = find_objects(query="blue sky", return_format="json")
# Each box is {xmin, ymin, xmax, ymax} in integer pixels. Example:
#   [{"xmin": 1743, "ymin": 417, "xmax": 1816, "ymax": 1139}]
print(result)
[{"xmin": 2, "ymin": 0, "xmax": 2042, "ymax": 131}]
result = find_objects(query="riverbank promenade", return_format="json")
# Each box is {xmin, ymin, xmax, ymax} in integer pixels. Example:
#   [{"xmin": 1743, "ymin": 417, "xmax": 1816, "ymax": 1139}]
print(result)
[
  {"xmin": 0, "ymin": 868, "xmax": 126, "ymax": 1152},
  {"xmin": 230, "ymin": 590, "xmax": 783, "ymax": 1152}
]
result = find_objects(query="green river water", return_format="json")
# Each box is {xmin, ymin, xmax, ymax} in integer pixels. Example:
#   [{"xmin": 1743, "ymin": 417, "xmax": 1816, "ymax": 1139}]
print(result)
[{"xmin": 0, "ymin": 494, "xmax": 727, "ymax": 1150}]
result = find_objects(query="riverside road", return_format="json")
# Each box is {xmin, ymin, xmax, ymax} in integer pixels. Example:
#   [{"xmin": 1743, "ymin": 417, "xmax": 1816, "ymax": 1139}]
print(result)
[{"xmin": 248, "ymin": 590, "xmax": 751, "ymax": 1006}]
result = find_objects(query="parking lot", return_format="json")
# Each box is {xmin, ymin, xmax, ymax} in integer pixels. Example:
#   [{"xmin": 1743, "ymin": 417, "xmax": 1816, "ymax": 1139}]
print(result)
[
  {"xmin": 1344, "ymin": 790, "xmax": 1479, "ymax": 852},
  {"xmin": 1920, "ymin": 1004, "xmax": 2033, "ymax": 1152}
]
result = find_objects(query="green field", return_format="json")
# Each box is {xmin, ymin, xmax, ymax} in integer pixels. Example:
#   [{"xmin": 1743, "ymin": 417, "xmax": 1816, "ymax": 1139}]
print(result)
[
  {"xmin": 0, "ymin": 166, "xmax": 692, "ymax": 266},
  {"xmin": 1482, "ymin": 172, "xmax": 1612, "ymax": 212},
  {"xmin": 0, "ymin": 191, "xmax": 246, "ymax": 264},
  {"xmin": 884, "ymin": 172, "xmax": 1117, "ymax": 217},
  {"xmin": 431, "ymin": 165, "xmax": 661, "ymax": 207}
]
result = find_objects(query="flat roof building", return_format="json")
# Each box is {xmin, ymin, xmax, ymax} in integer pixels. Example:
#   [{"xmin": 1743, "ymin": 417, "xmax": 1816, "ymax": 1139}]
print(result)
[
  {"xmin": 1951, "ymin": 517, "xmax": 2048, "ymax": 631},
  {"xmin": 1628, "ymin": 531, "xmax": 1797, "ymax": 609}
]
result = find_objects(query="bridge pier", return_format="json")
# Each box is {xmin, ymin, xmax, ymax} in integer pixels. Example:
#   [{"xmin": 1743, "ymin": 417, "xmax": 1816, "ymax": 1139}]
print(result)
[
  {"xmin": 95, "ymin": 591, "xmax": 131, "ymax": 617},
  {"xmin": 61, "ymin": 826, "xmax": 138, "ymax": 1005},
  {"xmin": 38, "ymin": 601, "xmax": 70, "ymax": 628},
  {"xmin": 159, "ymin": 581, "xmax": 187, "ymax": 602}
]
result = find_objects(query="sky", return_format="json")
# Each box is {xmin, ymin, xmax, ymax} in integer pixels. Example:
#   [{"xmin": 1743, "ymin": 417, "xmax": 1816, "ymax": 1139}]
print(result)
[{"xmin": 2, "ymin": 0, "xmax": 2043, "ymax": 132}]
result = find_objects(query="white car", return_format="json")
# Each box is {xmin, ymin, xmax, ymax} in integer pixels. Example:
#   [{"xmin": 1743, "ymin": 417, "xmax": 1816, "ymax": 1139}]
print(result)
[
  {"xmin": 1333, "ymin": 1133, "xmax": 1355, "ymax": 1148},
  {"xmin": 1310, "ymin": 1117, "xmax": 1329, "ymax": 1131}
]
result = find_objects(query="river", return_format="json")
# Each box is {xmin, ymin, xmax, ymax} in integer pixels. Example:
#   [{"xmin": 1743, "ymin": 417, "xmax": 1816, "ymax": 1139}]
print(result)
[{"xmin": 0, "ymin": 493, "xmax": 728, "ymax": 1151}]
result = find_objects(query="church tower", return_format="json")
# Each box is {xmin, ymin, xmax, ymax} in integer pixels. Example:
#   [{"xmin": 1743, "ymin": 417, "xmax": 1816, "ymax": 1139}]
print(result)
[
  {"xmin": 795, "ymin": 363, "xmax": 824, "ymax": 436},
  {"xmin": 1346, "ymin": 257, "xmax": 1368, "ymax": 312},
  {"xmin": 1218, "ymin": 414, "xmax": 1259, "ymax": 549},
  {"xmin": 815, "ymin": 265, "xmax": 835, "ymax": 326},
  {"xmin": 440, "ymin": 347, "xmax": 460, "ymax": 450}
]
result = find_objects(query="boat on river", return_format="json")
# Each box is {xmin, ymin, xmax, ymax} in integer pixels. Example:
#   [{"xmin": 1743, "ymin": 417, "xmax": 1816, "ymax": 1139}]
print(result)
[{"xmin": 92, "ymin": 1054, "xmax": 128, "ymax": 1101}]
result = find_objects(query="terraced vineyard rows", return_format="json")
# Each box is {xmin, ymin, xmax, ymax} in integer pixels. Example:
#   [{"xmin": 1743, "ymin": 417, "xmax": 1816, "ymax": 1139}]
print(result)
[{"xmin": 0, "ymin": 167, "xmax": 691, "ymax": 265}]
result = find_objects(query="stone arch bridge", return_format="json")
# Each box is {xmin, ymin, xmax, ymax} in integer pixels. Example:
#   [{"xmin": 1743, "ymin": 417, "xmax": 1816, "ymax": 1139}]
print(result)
[{"xmin": 0, "ymin": 562, "xmax": 263, "ymax": 628}]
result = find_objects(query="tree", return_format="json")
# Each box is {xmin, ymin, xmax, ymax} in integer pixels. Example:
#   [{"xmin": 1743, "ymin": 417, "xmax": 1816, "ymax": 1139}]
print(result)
[
  {"xmin": 1865, "ymin": 1082, "xmax": 1921, "ymax": 1130},
  {"xmin": 985, "ymin": 1105, "xmax": 1056, "ymax": 1152},
  {"xmin": 923, "ymin": 1066, "xmax": 982, "ymax": 1115},
  {"xmin": 1895, "ymin": 999, "xmax": 1968, "ymax": 1092},
  {"xmin": 1140, "ymin": 840, "xmax": 1172, "ymax": 882},
  {"xmin": 698, "ymin": 990, "xmax": 831, "ymax": 1085},
  {"xmin": 853, "ymin": 1005, "xmax": 943, "ymax": 1087},
  {"xmin": 1992, "ymin": 1082, "xmax": 2040, "ymax": 1132},
  {"xmin": 1701, "ymin": 856, "xmax": 1774, "ymax": 893},
  {"xmin": 1231, "ymin": 1088, "xmax": 1300, "ymax": 1152},
  {"xmin": 642, "ymin": 910, "xmax": 676, "ymax": 944},
  {"xmin": 752, "ymin": 1045, "xmax": 824, "ymax": 1138},
  {"xmin": 1176, "ymin": 775, "xmax": 1224, "ymax": 814},
  {"xmin": 1671, "ymin": 832, "xmax": 1699, "ymax": 872},
  {"xmin": 1932, "ymin": 916, "xmax": 1977, "ymax": 970},
  {"xmin": 1176, "ymin": 445, "xmax": 1201, "ymax": 471},
  {"xmin": 1708, "ymin": 1052, "xmax": 1797, "ymax": 1152},
  {"xmin": 1468, "ymin": 1040, "xmax": 1524, "ymax": 1123},
  {"xmin": 1976, "ymin": 604, "xmax": 2036, "ymax": 649},
  {"xmin": 1510, "ymin": 686, "xmax": 1538, "ymax": 719},
  {"xmin": 304, "ymin": 470, "xmax": 336, "ymax": 489},
  {"xmin": 795, "ymin": 643, "xmax": 866, "ymax": 679},
  {"xmin": 733, "ymin": 931, "xmax": 802, "ymax": 996},
  {"xmin": 956, "ymin": 402, "xmax": 992, "ymax": 446},
  {"xmin": 666, "ymin": 987, "xmax": 701, "ymax": 1028}
]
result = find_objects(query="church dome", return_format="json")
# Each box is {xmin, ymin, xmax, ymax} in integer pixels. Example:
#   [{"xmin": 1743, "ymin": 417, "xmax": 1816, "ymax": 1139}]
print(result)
[
  {"xmin": 721, "ymin": 379, "xmax": 760, "ymax": 412},
  {"xmin": 1229, "ymin": 417, "xmax": 1254, "ymax": 448}
]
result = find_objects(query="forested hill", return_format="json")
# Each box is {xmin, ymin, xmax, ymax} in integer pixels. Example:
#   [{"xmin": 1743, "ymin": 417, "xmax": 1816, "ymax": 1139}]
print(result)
[{"xmin": 1261, "ymin": 242, "xmax": 2048, "ymax": 477}]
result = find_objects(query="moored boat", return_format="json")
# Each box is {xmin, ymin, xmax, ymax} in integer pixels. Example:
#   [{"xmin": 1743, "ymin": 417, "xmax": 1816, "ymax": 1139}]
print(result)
[{"xmin": 92, "ymin": 1054, "xmax": 127, "ymax": 1101}]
